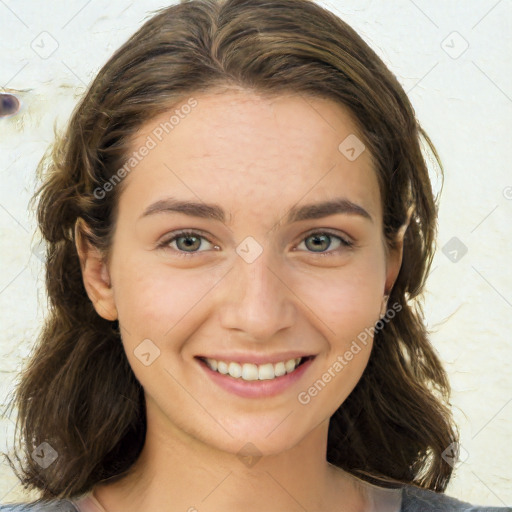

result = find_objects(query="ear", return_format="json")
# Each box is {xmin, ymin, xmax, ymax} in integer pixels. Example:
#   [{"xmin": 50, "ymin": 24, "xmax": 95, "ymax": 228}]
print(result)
[
  {"xmin": 74, "ymin": 218, "xmax": 118, "ymax": 321},
  {"xmin": 384, "ymin": 236, "xmax": 403, "ymax": 296},
  {"xmin": 384, "ymin": 206, "xmax": 413, "ymax": 296}
]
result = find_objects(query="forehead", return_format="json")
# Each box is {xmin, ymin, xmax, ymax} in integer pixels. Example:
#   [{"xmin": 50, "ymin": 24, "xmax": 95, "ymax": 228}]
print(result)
[{"xmin": 119, "ymin": 90, "xmax": 381, "ymax": 224}]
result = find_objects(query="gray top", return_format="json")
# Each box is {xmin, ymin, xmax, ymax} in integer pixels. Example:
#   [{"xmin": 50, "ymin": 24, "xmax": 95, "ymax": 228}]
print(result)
[{"xmin": 0, "ymin": 484, "xmax": 510, "ymax": 511}]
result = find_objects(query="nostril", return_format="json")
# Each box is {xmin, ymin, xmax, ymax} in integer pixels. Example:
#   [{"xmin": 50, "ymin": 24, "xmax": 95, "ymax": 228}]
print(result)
[{"xmin": 0, "ymin": 93, "xmax": 20, "ymax": 117}]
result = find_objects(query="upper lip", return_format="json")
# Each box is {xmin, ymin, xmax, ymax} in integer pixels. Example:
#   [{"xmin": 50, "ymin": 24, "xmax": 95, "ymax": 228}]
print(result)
[{"xmin": 196, "ymin": 353, "xmax": 315, "ymax": 365}]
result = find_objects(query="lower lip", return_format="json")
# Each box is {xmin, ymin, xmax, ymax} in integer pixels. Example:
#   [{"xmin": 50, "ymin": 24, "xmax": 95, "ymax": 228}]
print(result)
[{"xmin": 197, "ymin": 357, "xmax": 315, "ymax": 398}]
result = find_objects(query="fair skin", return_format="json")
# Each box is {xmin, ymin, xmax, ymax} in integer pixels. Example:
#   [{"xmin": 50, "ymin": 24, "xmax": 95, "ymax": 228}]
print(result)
[{"xmin": 76, "ymin": 89, "xmax": 404, "ymax": 512}]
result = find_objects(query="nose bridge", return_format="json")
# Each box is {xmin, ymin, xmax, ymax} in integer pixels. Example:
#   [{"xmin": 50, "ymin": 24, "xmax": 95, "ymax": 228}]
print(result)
[{"xmin": 219, "ymin": 242, "xmax": 295, "ymax": 339}]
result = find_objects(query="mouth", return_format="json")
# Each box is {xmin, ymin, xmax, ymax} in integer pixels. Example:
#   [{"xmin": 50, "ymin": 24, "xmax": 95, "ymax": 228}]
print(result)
[{"xmin": 196, "ymin": 355, "xmax": 315, "ymax": 382}]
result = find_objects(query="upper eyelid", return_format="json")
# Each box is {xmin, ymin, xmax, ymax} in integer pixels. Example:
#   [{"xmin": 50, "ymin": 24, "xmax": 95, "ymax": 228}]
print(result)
[{"xmin": 300, "ymin": 228, "xmax": 352, "ymax": 243}]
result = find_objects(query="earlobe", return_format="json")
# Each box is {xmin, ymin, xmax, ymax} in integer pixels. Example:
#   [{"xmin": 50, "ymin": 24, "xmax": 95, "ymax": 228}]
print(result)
[
  {"xmin": 74, "ymin": 218, "xmax": 118, "ymax": 322},
  {"xmin": 379, "ymin": 295, "xmax": 389, "ymax": 318}
]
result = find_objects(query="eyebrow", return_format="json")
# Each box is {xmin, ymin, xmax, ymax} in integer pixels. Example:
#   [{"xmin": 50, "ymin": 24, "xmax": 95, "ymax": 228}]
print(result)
[{"xmin": 139, "ymin": 197, "xmax": 373, "ymax": 224}]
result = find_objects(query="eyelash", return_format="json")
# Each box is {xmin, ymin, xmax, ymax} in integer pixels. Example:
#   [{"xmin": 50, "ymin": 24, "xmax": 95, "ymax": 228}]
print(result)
[{"xmin": 157, "ymin": 229, "xmax": 354, "ymax": 258}]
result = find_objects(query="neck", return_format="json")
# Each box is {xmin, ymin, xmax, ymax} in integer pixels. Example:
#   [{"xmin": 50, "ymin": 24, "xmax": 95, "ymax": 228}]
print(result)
[{"xmin": 92, "ymin": 400, "xmax": 369, "ymax": 512}]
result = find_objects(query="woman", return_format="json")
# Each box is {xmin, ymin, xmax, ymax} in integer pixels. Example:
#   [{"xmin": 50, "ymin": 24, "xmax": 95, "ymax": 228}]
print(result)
[{"xmin": 1, "ymin": 0, "xmax": 509, "ymax": 510}]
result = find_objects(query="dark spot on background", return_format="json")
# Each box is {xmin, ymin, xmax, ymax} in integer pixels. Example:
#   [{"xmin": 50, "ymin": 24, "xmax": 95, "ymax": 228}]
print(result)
[{"xmin": 0, "ymin": 93, "xmax": 20, "ymax": 117}]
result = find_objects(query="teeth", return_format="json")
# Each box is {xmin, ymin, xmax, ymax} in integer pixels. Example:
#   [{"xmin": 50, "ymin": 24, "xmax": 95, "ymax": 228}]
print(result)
[
  {"xmin": 274, "ymin": 362, "xmax": 286, "ymax": 377},
  {"xmin": 228, "ymin": 362, "xmax": 242, "ymax": 379},
  {"xmin": 258, "ymin": 363, "xmax": 275, "ymax": 380},
  {"xmin": 242, "ymin": 364, "xmax": 259, "ymax": 381},
  {"xmin": 217, "ymin": 360, "xmax": 228, "ymax": 374},
  {"xmin": 285, "ymin": 359, "xmax": 296, "ymax": 373},
  {"xmin": 204, "ymin": 357, "xmax": 304, "ymax": 381}
]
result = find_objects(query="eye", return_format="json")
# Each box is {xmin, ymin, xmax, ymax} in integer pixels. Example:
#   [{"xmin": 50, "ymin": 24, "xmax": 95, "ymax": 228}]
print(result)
[
  {"xmin": 157, "ymin": 230, "xmax": 217, "ymax": 256},
  {"xmin": 295, "ymin": 230, "xmax": 354, "ymax": 256},
  {"xmin": 157, "ymin": 229, "xmax": 354, "ymax": 258}
]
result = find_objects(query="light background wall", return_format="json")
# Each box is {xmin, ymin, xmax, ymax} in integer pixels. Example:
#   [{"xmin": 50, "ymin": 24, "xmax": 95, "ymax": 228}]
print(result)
[{"xmin": 0, "ymin": 0, "xmax": 511, "ymax": 507}]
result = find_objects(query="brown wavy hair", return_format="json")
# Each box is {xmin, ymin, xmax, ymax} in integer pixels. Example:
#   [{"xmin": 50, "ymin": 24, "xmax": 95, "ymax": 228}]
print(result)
[{"xmin": 3, "ymin": 0, "xmax": 459, "ymax": 502}]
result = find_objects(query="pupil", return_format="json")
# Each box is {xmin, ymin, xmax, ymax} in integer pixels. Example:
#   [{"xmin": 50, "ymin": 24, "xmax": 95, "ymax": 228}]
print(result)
[
  {"xmin": 179, "ymin": 236, "xmax": 199, "ymax": 251},
  {"xmin": 306, "ymin": 234, "xmax": 330, "ymax": 252}
]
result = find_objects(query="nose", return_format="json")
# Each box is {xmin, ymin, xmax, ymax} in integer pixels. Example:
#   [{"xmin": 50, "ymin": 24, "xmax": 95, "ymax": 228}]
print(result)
[{"xmin": 219, "ymin": 246, "xmax": 296, "ymax": 341}]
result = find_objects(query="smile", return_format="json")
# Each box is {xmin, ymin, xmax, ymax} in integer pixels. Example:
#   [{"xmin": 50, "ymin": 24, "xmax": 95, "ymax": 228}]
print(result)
[
  {"xmin": 201, "ymin": 357, "xmax": 308, "ymax": 381},
  {"xmin": 196, "ymin": 354, "xmax": 315, "ymax": 398}
]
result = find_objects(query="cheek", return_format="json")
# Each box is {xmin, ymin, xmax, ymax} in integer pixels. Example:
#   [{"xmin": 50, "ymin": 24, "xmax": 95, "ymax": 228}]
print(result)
[
  {"xmin": 292, "ymin": 258, "xmax": 384, "ymax": 411},
  {"xmin": 294, "ymin": 252, "xmax": 386, "ymax": 336},
  {"xmin": 114, "ymin": 264, "xmax": 210, "ymax": 336}
]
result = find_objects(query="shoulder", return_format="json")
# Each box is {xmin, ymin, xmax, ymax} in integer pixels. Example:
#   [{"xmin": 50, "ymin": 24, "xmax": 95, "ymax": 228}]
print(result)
[
  {"xmin": 0, "ymin": 499, "xmax": 78, "ymax": 512},
  {"xmin": 401, "ymin": 484, "xmax": 512, "ymax": 511}
]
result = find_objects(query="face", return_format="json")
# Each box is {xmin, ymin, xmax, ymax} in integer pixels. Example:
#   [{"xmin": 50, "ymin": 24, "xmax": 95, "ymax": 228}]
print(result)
[{"xmin": 78, "ymin": 90, "xmax": 402, "ymax": 457}]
